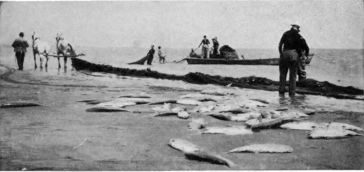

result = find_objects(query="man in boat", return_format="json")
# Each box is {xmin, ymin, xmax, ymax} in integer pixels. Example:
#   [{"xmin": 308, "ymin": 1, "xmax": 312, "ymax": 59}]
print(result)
[
  {"xmin": 211, "ymin": 37, "xmax": 220, "ymax": 58},
  {"xmin": 158, "ymin": 46, "xmax": 166, "ymax": 64},
  {"xmin": 278, "ymin": 24, "xmax": 306, "ymax": 96},
  {"xmin": 297, "ymin": 37, "xmax": 310, "ymax": 81},
  {"xmin": 189, "ymin": 48, "xmax": 201, "ymax": 58},
  {"xmin": 11, "ymin": 32, "xmax": 29, "ymax": 70},
  {"xmin": 198, "ymin": 35, "xmax": 210, "ymax": 59},
  {"xmin": 146, "ymin": 45, "xmax": 155, "ymax": 65}
]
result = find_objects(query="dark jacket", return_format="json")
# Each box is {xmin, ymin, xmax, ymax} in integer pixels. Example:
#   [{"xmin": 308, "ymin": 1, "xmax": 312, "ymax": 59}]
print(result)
[
  {"xmin": 12, "ymin": 37, "xmax": 29, "ymax": 53},
  {"xmin": 279, "ymin": 29, "xmax": 309, "ymax": 56},
  {"xmin": 147, "ymin": 48, "xmax": 155, "ymax": 57}
]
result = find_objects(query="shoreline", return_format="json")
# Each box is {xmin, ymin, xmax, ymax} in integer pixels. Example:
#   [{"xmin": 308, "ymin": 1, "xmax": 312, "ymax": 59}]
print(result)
[{"xmin": 71, "ymin": 58, "xmax": 364, "ymax": 100}]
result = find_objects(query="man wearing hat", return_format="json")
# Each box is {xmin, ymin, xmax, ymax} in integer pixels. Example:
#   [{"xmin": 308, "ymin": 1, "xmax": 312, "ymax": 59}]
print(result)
[
  {"xmin": 198, "ymin": 35, "xmax": 210, "ymax": 59},
  {"xmin": 11, "ymin": 32, "xmax": 29, "ymax": 70},
  {"xmin": 278, "ymin": 24, "xmax": 309, "ymax": 96},
  {"xmin": 211, "ymin": 37, "xmax": 220, "ymax": 58}
]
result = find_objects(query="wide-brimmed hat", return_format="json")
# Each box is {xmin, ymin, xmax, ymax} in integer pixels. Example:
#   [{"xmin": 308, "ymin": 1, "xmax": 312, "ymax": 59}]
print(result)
[{"xmin": 212, "ymin": 37, "xmax": 217, "ymax": 40}]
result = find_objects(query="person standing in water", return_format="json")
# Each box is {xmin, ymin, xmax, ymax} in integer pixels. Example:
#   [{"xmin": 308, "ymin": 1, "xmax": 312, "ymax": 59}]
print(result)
[
  {"xmin": 11, "ymin": 32, "xmax": 29, "ymax": 70},
  {"xmin": 211, "ymin": 37, "xmax": 220, "ymax": 58},
  {"xmin": 158, "ymin": 46, "xmax": 166, "ymax": 64},
  {"xmin": 198, "ymin": 35, "xmax": 210, "ymax": 59},
  {"xmin": 146, "ymin": 45, "xmax": 155, "ymax": 65},
  {"xmin": 278, "ymin": 24, "xmax": 306, "ymax": 96}
]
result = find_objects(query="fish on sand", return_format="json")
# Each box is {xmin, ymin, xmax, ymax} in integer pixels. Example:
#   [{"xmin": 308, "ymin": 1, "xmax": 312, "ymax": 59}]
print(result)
[
  {"xmin": 245, "ymin": 118, "xmax": 289, "ymax": 129},
  {"xmin": 168, "ymin": 138, "xmax": 236, "ymax": 167},
  {"xmin": 0, "ymin": 102, "xmax": 41, "ymax": 108},
  {"xmin": 176, "ymin": 99, "xmax": 202, "ymax": 106},
  {"xmin": 228, "ymin": 143, "xmax": 293, "ymax": 153},
  {"xmin": 95, "ymin": 97, "xmax": 150, "ymax": 108},
  {"xmin": 152, "ymin": 103, "xmax": 172, "ymax": 112},
  {"xmin": 280, "ymin": 121, "xmax": 319, "ymax": 131},
  {"xmin": 309, "ymin": 123, "xmax": 362, "ymax": 139},
  {"xmin": 327, "ymin": 122, "xmax": 363, "ymax": 132},
  {"xmin": 202, "ymin": 125, "xmax": 253, "ymax": 135},
  {"xmin": 86, "ymin": 106, "xmax": 129, "ymax": 112},
  {"xmin": 78, "ymin": 99, "xmax": 108, "ymax": 105}
]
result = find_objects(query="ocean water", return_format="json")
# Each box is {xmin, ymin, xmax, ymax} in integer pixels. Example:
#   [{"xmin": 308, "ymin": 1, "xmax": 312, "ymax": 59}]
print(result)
[
  {"xmin": 1, "ymin": 45, "xmax": 363, "ymax": 89},
  {"xmin": 0, "ymin": 45, "xmax": 363, "ymax": 112}
]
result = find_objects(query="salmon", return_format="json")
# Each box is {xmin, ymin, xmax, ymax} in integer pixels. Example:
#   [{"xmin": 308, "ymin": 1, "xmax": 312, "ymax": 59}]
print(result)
[
  {"xmin": 168, "ymin": 139, "xmax": 236, "ymax": 167},
  {"xmin": 86, "ymin": 106, "xmax": 129, "ymax": 112},
  {"xmin": 228, "ymin": 143, "xmax": 293, "ymax": 153},
  {"xmin": 0, "ymin": 102, "xmax": 41, "ymax": 108},
  {"xmin": 246, "ymin": 118, "xmax": 288, "ymax": 129},
  {"xmin": 177, "ymin": 99, "xmax": 201, "ymax": 106},
  {"xmin": 202, "ymin": 125, "xmax": 253, "ymax": 135},
  {"xmin": 280, "ymin": 121, "xmax": 318, "ymax": 131},
  {"xmin": 328, "ymin": 122, "xmax": 363, "ymax": 132},
  {"xmin": 309, "ymin": 123, "xmax": 362, "ymax": 139},
  {"xmin": 230, "ymin": 112, "xmax": 261, "ymax": 122},
  {"xmin": 152, "ymin": 103, "xmax": 171, "ymax": 112}
]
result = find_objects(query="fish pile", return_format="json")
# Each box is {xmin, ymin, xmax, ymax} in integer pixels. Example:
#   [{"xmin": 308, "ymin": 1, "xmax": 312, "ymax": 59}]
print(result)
[{"xmin": 77, "ymin": 87, "xmax": 363, "ymax": 168}]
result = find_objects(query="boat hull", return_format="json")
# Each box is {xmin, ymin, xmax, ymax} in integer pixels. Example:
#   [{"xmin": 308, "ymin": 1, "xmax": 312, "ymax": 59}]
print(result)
[{"xmin": 185, "ymin": 58, "xmax": 279, "ymax": 65}]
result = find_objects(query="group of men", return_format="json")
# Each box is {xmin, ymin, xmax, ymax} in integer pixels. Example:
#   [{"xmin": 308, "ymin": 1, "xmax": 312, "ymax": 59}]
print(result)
[
  {"xmin": 11, "ymin": 24, "xmax": 309, "ymax": 96},
  {"xmin": 198, "ymin": 35, "xmax": 220, "ymax": 59},
  {"xmin": 145, "ymin": 45, "xmax": 166, "ymax": 65}
]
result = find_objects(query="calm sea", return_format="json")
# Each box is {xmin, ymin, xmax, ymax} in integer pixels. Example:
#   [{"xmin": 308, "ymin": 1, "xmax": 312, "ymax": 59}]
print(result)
[{"xmin": 0, "ymin": 45, "xmax": 363, "ymax": 89}]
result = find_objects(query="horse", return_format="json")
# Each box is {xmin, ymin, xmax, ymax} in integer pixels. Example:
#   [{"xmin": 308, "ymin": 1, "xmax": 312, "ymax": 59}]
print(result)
[
  {"xmin": 55, "ymin": 33, "xmax": 76, "ymax": 68},
  {"xmin": 31, "ymin": 32, "xmax": 51, "ymax": 69}
]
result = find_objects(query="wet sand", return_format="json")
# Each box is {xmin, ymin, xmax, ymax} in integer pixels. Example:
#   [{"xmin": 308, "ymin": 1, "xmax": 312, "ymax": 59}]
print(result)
[{"xmin": 0, "ymin": 64, "xmax": 363, "ymax": 170}]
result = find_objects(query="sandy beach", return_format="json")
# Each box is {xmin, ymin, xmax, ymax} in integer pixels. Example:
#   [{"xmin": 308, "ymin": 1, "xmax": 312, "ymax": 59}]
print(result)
[
  {"xmin": 1, "ymin": 62, "xmax": 363, "ymax": 170},
  {"xmin": 1, "ymin": 1, "xmax": 364, "ymax": 170}
]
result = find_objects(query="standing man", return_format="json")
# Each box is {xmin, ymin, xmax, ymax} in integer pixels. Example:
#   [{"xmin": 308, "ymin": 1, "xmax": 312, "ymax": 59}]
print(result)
[
  {"xmin": 211, "ymin": 37, "xmax": 220, "ymax": 58},
  {"xmin": 11, "ymin": 32, "xmax": 29, "ymax": 70},
  {"xmin": 146, "ymin": 45, "xmax": 155, "ymax": 65},
  {"xmin": 198, "ymin": 35, "xmax": 210, "ymax": 59},
  {"xmin": 157, "ymin": 46, "xmax": 166, "ymax": 64},
  {"xmin": 278, "ymin": 24, "xmax": 306, "ymax": 96}
]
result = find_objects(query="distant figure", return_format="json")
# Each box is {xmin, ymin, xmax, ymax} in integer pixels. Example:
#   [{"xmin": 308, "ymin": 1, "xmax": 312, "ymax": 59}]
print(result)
[
  {"xmin": 146, "ymin": 45, "xmax": 155, "ymax": 65},
  {"xmin": 158, "ymin": 46, "xmax": 166, "ymax": 64},
  {"xmin": 11, "ymin": 32, "xmax": 29, "ymax": 70},
  {"xmin": 298, "ymin": 38, "xmax": 310, "ymax": 81},
  {"xmin": 198, "ymin": 35, "xmax": 210, "ymax": 59},
  {"xmin": 278, "ymin": 24, "xmax": 306, "ymax": 96},
  {"xmin": 189, "ymin": 48, "xmax": 201, "ymax": 58},
  {"xmin": 211, "ymin": 37, "xmax": 219, "ymax": 58}
]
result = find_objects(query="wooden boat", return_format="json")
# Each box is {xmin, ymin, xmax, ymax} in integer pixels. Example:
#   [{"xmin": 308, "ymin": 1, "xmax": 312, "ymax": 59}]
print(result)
[{"xmin": 185, "ymin": 58, "xmax": 279, "ymax": 65}]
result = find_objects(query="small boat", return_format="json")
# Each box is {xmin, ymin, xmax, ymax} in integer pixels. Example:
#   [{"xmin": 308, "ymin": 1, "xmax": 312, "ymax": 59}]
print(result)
[{"xmin": 185, "ymin": 57, "xmax": 279, "ymax": 65}]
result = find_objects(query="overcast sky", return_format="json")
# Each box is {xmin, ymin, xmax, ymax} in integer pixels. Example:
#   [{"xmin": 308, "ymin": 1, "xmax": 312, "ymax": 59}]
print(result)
[{"xmin": 0, "ymin": 0, "xmax": 363, "ymax": 49}]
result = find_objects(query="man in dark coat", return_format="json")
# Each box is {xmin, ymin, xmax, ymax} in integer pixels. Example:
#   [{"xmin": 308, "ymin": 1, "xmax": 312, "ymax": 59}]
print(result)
[
  {"xmin": 146, "ymin": 45, "xmax": 155, "ymax": 65},
  {"xmin": 278, "ymin": 24, "xmax": 307, "ymax": 96},
  {"xmin": 211, "ymin": 37, "xmax": 220, "ymax": 58},
  {"xmin": 12, "ymin": 32, "xmax": 29, "ymax": 70}
]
